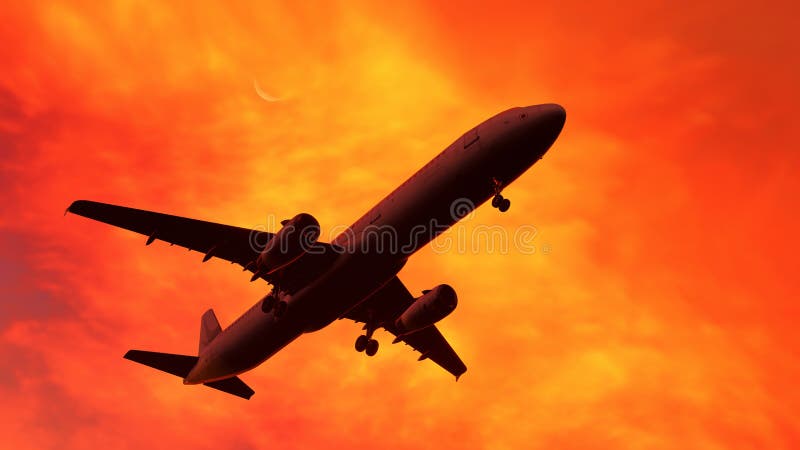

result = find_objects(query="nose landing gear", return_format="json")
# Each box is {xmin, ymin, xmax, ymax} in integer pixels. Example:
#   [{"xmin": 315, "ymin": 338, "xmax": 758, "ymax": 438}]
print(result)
[{"xmin": 491, "ymin": 178, "xmax": 511, "ymax": 212}]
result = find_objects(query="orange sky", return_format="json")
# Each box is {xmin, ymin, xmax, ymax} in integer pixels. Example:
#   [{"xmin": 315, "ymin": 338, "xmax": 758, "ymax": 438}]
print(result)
[{"xmin": 1, "ymin": 1, "xmax": 798, "ymax": 449}]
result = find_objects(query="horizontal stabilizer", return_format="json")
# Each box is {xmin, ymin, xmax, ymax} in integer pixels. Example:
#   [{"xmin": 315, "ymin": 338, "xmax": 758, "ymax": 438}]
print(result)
[
  {"xmin": 124, "ymin": 350, "xmax": 198, "ymax": 378},
  {"xmin": 204, "ymin": 377, "xmax": 255, "ymax": 400}
]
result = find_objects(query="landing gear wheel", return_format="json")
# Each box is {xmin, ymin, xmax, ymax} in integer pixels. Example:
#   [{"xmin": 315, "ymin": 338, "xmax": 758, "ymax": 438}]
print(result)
[
  {"xmin": 274, "ymin": 300, "xmax": 288, "ymax": 318},
  {"xmin": 498, "ymin": 198, "xmax": 511, "ymax": 212},
  {"xmin": 261, "ymin": 294, "xmax": 276, "ymax": 313},
  {"xmin": 492, "ymin": 194, "xmax": 503, "ymax": 208},
  {"xmin": 365, "ymin": 339, "xmax": 379, "ymax": 356},
  {"xmin": 355, "ymin": 335, "xmax": 368, "ymax": 352}
]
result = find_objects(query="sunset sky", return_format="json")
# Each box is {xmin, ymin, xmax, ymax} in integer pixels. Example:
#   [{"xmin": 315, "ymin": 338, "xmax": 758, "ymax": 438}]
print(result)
[{"xmin": 1, "ymin": 1, "xmax": 798, "ymax": 449}]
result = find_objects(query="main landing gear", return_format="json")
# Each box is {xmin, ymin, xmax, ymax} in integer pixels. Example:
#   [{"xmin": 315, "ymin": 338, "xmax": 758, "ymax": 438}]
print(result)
[
  {"xmin": 355, "ymin": 323, "xmax": 379, "ymax": 357},
  {"xmin": 261, "ymin": 289, "xmax": 288, "ymax": 318},
  {"xmin": 491, "ymin": 178, "xmax": 511, "ymax": 213}
]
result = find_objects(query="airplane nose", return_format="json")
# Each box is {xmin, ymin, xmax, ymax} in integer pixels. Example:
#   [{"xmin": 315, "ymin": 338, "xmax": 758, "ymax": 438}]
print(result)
[
  {"xmin": 519, "ymin": 103, "xmax": 566, "ymax": 155},
  {"xmin": 544, "ymin": 103, "xmax": 566, "ymax": 128},
  {"xmin": 526, "ymin": 103, "xmax": 566, "ymax": 136}
]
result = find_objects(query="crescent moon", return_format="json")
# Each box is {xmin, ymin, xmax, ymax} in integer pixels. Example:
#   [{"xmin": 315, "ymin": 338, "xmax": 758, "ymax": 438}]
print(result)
[{"xmin": 253, "ymin": 79, "xmax": 282, "ymax": 102}]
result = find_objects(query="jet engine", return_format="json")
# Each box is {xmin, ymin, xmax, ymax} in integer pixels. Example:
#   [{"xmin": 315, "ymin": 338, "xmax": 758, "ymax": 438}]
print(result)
[
  {"xmin": 394, "ymin": 284, "xmax": 458, "ymax": 334},
  {"xmin": 254, "ymin": 213, "xmax": 320, "ymax": 276}
]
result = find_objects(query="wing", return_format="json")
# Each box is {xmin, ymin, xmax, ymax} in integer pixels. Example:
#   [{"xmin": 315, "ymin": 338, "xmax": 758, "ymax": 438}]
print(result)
[
  {"xmin": 68, "ymin": 200, "xmax": 270, "ymax": 267},
  {"xmin": 66, "ymin": 200, "xmax": 338, "ymax": 291},
  {"xmin": 344, "ymin": 277, "xmax": 467, "ymax": 379}
]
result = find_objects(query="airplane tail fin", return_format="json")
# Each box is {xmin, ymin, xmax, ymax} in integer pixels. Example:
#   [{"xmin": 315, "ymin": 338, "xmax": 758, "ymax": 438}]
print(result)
[{"xmin": 199, "ymin": 308, "xmax": 222, "ymax": 353}]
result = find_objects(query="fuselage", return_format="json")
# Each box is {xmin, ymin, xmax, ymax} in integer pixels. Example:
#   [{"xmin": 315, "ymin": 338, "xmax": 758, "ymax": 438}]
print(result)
[{"xmin": 184, "ymin": 104, "xmax": 566, "ymax": 384}]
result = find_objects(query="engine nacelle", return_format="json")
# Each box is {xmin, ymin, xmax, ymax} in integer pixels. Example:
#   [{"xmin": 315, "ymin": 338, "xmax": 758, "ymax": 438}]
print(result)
[
  {"xmin": 394, "ymin": 284, "xmax": 458, "ymax": 334},
  {"xmin": 256, "ymin": 213, "xmax": 320, "ymax": 275}
]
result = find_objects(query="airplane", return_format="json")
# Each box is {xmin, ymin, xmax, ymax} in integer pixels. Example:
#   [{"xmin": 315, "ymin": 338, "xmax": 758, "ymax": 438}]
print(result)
[{"xmin": 66, "ymin": 103, "xmax": 566, "ymax": 399}]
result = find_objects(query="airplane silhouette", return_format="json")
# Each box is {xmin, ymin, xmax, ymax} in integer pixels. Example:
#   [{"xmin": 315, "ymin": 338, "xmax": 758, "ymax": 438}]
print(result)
[{"xmin": 67, "ymin": 104, "xmax": 566, "ymax": 399}]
